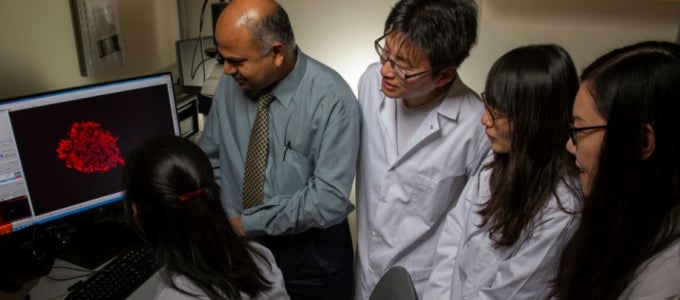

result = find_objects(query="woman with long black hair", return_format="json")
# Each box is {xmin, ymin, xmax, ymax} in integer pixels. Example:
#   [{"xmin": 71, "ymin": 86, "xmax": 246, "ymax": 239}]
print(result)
[
  {"xmin": 553, "ymin": 41, "xmax": 680, "ymax": 299},
  {"xmin": 122, "ymin": 135, "xmax": 289, "ymax": 299},
  {"xmin": 425, "ymin": 44, "xmax": 581, "ymax": 299}
]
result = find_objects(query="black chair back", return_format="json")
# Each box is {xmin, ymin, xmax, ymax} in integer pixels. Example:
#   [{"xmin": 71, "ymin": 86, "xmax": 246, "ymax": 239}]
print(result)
[{"xmin": 369, "ymin": 266, "xmax": 419, "ymax": 300}]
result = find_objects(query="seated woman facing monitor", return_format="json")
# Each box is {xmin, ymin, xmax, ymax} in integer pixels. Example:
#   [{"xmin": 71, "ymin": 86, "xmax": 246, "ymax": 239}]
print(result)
[
  {"xmin": 552, "ymin": 41, "xmax": 680, "ymax": 299},
  {"xmin": 425, "ymin": 44, "xmax": 582, "ymax": 299},
  {"xmin": 122, "ymin": 135, "xmax": 289, "ymax": 299}
]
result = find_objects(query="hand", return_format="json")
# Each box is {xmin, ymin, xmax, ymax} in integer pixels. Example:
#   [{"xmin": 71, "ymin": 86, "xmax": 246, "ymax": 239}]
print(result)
[{"xmin": 229, "ymin": 217, "xmax": 245, "ymax": 236}]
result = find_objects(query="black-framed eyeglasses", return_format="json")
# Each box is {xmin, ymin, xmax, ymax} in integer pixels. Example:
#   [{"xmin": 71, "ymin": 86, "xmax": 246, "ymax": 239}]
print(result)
[
  {"xmin": 215, "ymin": 46, "xmax": 272, "ymax": 65},
  {"xmin": 480, "ymin": 92, "xmax": 506, "ymax": 126},
  {"xmin": 568, "ymin": 125, "xmax": 607, "ymax": 146},
  {"xmin": 374, "ymin": 34, "xmax": 433, "ymax": 81}
]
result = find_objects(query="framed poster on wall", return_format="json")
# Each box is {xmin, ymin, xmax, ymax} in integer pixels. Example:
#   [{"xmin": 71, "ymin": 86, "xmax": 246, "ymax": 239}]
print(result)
[{"xmin": 70, "ymin": 0, "xmax": 126, "ymax": 77}]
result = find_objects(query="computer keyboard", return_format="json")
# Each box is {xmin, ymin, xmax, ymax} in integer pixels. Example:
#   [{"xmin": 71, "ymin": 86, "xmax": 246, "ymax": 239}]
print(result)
[{"xmin": 65, "ymin": 244, "xmax": 161, "ymax": 300}]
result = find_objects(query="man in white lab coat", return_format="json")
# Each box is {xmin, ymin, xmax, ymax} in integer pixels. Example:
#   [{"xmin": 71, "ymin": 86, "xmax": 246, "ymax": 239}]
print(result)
[{"xmin": 354, "ymin": 0, "xmax": 490, "ymax": 298}]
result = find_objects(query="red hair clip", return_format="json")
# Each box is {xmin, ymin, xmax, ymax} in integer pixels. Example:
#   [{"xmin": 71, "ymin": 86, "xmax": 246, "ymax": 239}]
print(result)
[{"xmin": 179, "ymin": 188, "xmax": 206, "ymax": 202}]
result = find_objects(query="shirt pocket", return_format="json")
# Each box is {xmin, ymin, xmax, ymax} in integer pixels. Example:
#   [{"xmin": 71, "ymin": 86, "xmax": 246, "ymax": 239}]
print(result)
[
  {"xmin": 274, "ymin": 147, "xmax": 313, "ymax": 195},
  {"xmin": 405, "ymin": 174, "xmax": 465, "ymax": 225}
]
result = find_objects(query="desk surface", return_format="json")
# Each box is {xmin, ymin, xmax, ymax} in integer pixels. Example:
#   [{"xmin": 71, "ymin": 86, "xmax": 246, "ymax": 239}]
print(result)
[{"xmin": 0, "ymin": 258, "xmax": 160, "ymax": 300}]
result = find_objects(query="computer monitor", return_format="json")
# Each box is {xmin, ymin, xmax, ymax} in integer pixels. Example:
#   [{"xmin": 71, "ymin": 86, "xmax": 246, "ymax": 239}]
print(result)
[
  {"xmin": 176, "ymin": 36, "xmax": 218, "ymax": 94},
  {"xmin": 0, "ymin": 72, "xmax": 180, "ymax": 237}
]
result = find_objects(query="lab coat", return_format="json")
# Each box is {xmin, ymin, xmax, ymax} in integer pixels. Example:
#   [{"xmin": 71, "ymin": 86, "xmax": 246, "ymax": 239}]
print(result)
[
  {"xmin": 354, "ymin": 62, "xmax": 490, "ymax": 299},
  {"xmin": 425, "ymin": 164, "xmax": 581, "ymax": 300},
  {"xmin": 619, "ymin": 238, "xmax": 680, "ymax": 299}
]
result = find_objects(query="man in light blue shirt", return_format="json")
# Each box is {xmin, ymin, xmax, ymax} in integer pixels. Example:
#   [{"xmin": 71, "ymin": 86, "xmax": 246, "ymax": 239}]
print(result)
[
  {"xmin": 354, "ymin": 0, "xmax": 490, "ymax": 298},
  {"xmin": 198, "ymin": 0, "xmax": 360, "ymax": 298}
]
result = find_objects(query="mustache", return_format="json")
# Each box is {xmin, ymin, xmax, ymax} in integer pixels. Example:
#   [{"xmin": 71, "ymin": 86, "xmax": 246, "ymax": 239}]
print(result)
[{"xmin": 233, "ymin": 73, "xmax": 245, "ymax": 81}]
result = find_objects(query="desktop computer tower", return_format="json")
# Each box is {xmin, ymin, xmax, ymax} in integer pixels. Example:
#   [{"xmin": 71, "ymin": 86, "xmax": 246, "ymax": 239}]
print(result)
[{"xmin": 175, "ymin": 92, "xmax": 201, "ymax": 142}]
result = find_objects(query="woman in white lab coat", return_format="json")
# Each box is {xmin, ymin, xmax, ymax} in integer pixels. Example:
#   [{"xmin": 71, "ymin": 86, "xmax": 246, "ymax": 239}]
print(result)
[
  {"xmin": 553, "ymin": 41, "xmax": 680, "ymax": 299},
  {"xmin": 424, "ymin": 44, "xmax": 582, "ymax": 299}
]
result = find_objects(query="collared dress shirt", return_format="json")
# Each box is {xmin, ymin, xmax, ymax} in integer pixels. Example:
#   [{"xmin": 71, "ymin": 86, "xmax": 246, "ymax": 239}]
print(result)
[
  {"xmin": 199, "ymin": 49, "xmax": 360, "ymax": 291},
  {"xmin": 424, "ymin": 158, "xmax": 581, "ymax": 300},
  {"xmin": 354, "ymin": 62, "xmax": 490, "ymax": 299}
]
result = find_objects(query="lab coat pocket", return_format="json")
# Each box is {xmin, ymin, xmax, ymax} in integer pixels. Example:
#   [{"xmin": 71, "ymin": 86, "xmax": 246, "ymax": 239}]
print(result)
[
  {"xmin": 277, "ymin": 148, "xmax": 313, "ymax": 195},
  {"xmin": 408, "ymin": 266, "xmax": 433, "ymax": 294},
  {"xmin": 458, "ymin": 242, "xmax": 502, "ymax": 297},
  {"xmin": 406, "ymin": 174, "xmax": 461, "ymax": 225}
]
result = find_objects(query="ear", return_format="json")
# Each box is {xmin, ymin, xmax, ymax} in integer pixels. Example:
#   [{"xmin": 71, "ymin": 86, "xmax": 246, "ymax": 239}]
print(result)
[
  {"xmin": 434, "ymin": 66, "xmax": 458, "ymax": 88},
  {"xmin": 131, "ymin": 203, "xmax": 144, "ymax": 233},
  {"xmin": 270, "ymin": 42, "xmax": 286, "ymax": 67},
  {"xmin": 641, "ymin": 123, "xmax": 656, "ymax": 160}
]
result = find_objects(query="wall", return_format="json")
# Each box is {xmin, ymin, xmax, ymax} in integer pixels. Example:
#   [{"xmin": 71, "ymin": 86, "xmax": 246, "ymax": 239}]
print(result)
[
  {"xmin": 468, "ymin": 0, "xmax": 680, "ymax": 93},
  {"xmin": 1, "ymin": 0, "xmax": 678, "ymax": 100},
  {"xmin": 183, "ymin": 0, "xmax": 679, "ymax": 94},
  {"xmin": 0, "ymin": 0, "xmax": 180, "ymax": 100},
  {"xmin": 282, "ymin": 0, "xmax": 680, "ymax": 94}
]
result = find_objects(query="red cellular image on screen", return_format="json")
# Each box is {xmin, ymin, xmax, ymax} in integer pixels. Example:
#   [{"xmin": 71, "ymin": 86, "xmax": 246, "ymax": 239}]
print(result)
[{"xmin": 56, "ymin": 121, "xmax": 125, "ymax": 173}]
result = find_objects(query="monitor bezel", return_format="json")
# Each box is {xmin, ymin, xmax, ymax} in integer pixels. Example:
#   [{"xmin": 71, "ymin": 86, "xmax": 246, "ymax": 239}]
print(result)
[{"xmin": 0, "ymin": 72, "xmax": 180, "ymax": 236}]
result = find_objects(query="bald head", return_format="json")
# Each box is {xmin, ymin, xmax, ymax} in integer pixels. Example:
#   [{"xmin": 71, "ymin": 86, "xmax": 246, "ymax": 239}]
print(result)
[
  {"xmin": 221, "ymin": 0, "xmax": 275, "ymax": 28},
  {"xmin": 213, "ymin": 0, "xmax": 297, "ymax": 91},
  {"xmin": 216, "ymin": 0, "xmax": 295, "ymax": 55}
]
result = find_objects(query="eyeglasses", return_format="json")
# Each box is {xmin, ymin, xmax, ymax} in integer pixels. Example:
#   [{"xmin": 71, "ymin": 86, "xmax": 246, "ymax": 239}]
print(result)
[
  {"xmin": 568, "ymin": 125, "xmax": 607, "ymax": 146},
  {"xmin": 374, "ymin": 34, "xmax": 433, "ymax": 81},
  {"xmin": 215, "ymin": 46, "xmax": 272, "ymax": 65},
  {"xmin": 480, "ymin": 92, "xmax": 506, "ymax": 126}
]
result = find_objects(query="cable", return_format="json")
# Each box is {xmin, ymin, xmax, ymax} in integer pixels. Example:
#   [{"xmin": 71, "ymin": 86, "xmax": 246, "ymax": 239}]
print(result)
[
  {"xmin": 45, "ymin": 266, "xmax": 95, "ymax": 282},
  {"xmin": 46, "ymin": 273, "xmax": 92, "ymax": 282},
  {"xmin": 189, "ymin": 0, "xmax": 210, "ymax": 80},
  {"xmin": 192, "ymin": 57, "xmax": 217, "ymax": 78}
]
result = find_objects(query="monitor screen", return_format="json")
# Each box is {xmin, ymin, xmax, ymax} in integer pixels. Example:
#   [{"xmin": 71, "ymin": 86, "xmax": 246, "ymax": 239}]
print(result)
[{"xmin": 0, "ymin": 73, "xmax": 179, "ymax": 236}]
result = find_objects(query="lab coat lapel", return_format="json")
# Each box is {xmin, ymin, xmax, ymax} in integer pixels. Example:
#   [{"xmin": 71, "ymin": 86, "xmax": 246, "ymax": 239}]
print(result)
[
  {"xmin": 380, "ymin": 75, "xmax": 467, "ymax": 169},
  {"xmin": 378, "ymin": 95, "xmax": 399, "ymax": 164},
  {"xmin": 390, "ymin": 76, "xmax": 469, "ymax": 167},
  {"xmin": 391, "ymin": 111, "xmax": 442, "ymax": 167}
]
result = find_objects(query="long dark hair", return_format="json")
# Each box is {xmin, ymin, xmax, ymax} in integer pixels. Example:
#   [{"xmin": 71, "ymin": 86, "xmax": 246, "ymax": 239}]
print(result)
[
  {"xmin": 122, "ymin": 135, "xmax": 271, "ymax": 299},
  {"xmin": 478, "ymin": 44, "xmax": 580, "ymax": 248},
  {"xmin": 552, "ymin": 41, "xmax": 680, "ymax": 299}
]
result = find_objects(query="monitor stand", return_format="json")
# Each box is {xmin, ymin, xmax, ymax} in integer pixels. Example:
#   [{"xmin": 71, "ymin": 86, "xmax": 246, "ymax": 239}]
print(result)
[{"xmin": 55, "ymin": 217, "xmax": 139, "ymax": 270}]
